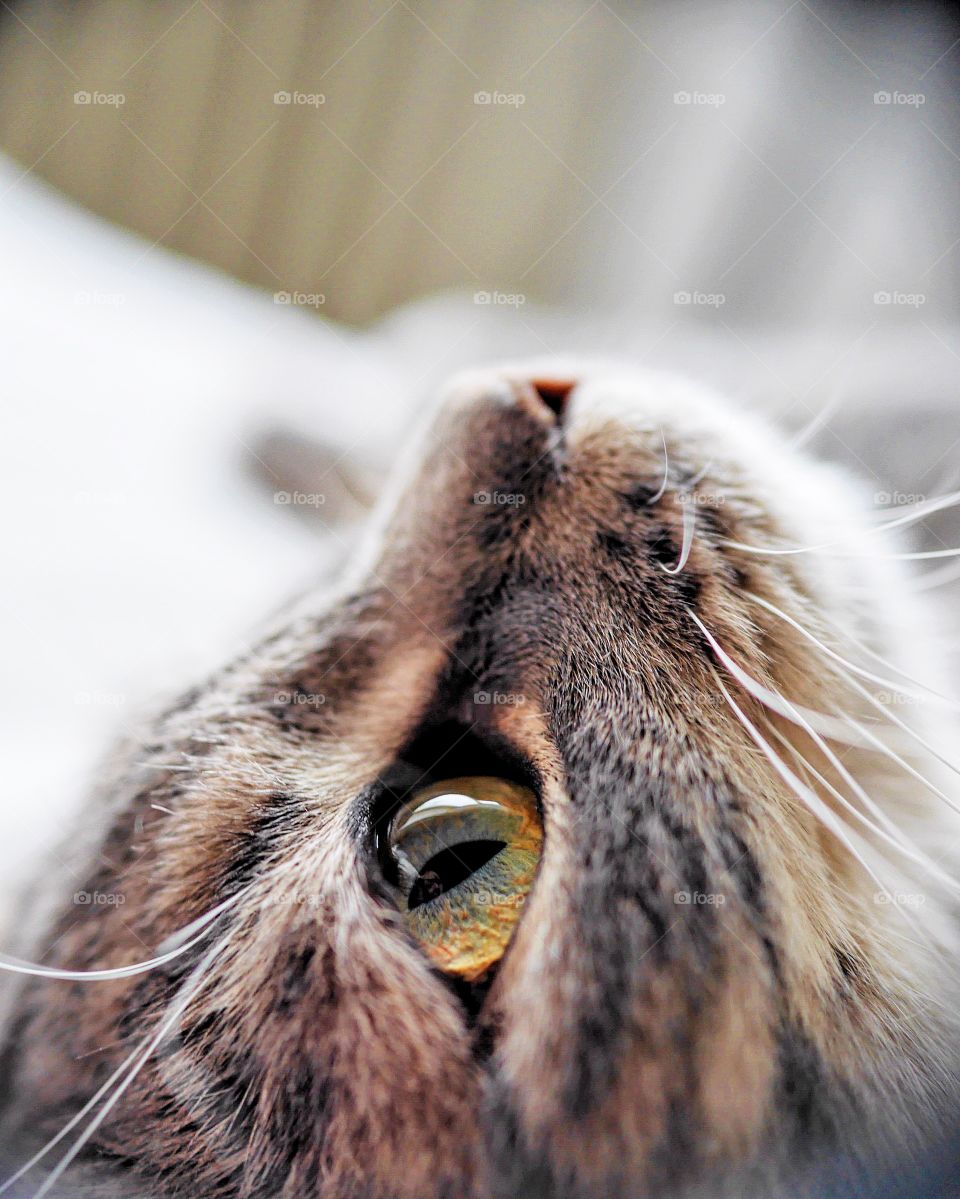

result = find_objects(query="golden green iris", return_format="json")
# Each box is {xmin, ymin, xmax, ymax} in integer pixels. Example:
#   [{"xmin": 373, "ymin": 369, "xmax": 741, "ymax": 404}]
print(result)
[{"xmin": 387, "ymin": 776, "xmax": 542, "ymax": 980}]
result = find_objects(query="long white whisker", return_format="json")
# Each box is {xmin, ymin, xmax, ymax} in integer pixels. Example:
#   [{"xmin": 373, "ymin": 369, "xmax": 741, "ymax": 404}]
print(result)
[
  {"xmin": 688, "ymin": 611, "xmax": 892, "ymax": 749},
  {"xmin": 693, "ymin": 615, "xmax": 960, "ymax": 891},
  {"xmin": 748, "ymin": 592, "xmax": 960, "ymax": 712},
  {"xmin": 661, "ymin": 498, "xmax": 695, "ymax": 575},
  {"xmin": 747, "ymin": 593, "xmax": 960, "ymax": 782},
  {"xmin": 758, "ymin": 698, "xmax": 960, "ymax": 895},
  {"xmin": 862, "ymin": 486, "xmax": 958, "ymax": 529},
  {"xmin": 841, "ymin": 673, "xmax": 960, "ymax": 803},
  {"xmin": 838, "ymin": 710, "xmax": 960, "ymax": 815},
  {"xmin": 718, "ymin": 487, "xmax": 960, "ymax": 558},
  {"xmin": 0, "ymin": 887, "xmax": 248, "ymax": 982},
  {"xmin": 913, "ymin": 557, "xmax": 960, "ymax": 592},
  {"xmin": 818, "ymin": 609, "xmax": 960, "ymax": 707},
  {"xmin": 725, "ymin": 540, "xmax": 960, "ymax": 561},
  {"xmin": 648, "ymin": 429, "xmax": 669, "ymax": 504},
  {"xmin": 711, "ymin": 673, "xmax": 925, "ymax": 939},
  {"xmin": 789, "ymin": 382, "xmax": 848, "ymax": 449},
  {"xmin": 30, "ymin": 934, "xmax": 231, "ymax": 1199}
]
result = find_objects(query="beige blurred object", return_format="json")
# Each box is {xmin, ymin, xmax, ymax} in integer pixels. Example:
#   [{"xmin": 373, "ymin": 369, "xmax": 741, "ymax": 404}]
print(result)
[{"xmin": 0, "ymin": 0, "xmax": 634, "ymax": 324}]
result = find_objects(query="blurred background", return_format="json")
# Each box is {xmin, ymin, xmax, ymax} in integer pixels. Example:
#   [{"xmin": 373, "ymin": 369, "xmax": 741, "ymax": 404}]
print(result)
[
  {"xmin": 1, "ymin": 0, "xmax": 959, "ymax": 935},
  {"xmin": 1, "ymin": 0, "xmax": 958, "ymax": 324}
]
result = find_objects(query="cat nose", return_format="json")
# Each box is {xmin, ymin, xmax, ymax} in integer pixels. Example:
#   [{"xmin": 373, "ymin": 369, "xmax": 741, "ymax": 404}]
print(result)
[
  {"xmin": 531, "ymin": 377, "xmax": 575, "ymax": 419},
  {"xmin": 513, "ymin": 376, "xmax": 576, "ymax": 425}
]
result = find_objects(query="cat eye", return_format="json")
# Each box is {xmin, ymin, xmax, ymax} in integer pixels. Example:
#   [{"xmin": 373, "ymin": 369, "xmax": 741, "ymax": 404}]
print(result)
[{"xmin": 385, "ymin": 776, "xmax": 543, "ymax": 981}]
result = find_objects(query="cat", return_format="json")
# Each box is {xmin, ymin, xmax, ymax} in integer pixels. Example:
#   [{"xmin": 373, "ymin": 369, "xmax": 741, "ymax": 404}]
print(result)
[{"xmin": 2, "ymin": 362, "xmax": 959, "ymax": 1198}]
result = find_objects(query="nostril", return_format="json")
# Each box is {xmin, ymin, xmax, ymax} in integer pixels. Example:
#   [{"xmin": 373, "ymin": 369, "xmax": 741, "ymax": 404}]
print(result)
[{"xmin": 531, "ymin": 378, "xmax": 575, "ymax": 421}]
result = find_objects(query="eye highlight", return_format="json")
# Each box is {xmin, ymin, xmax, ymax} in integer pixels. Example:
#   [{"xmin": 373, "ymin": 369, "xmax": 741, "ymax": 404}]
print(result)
[{"xmin": 385, "ymin": 776, "xmax": 542, "ymax": 981}]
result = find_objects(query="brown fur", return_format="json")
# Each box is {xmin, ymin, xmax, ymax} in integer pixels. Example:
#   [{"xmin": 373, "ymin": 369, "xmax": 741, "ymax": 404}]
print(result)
[{"xmin": 2, "ymin": 365, "xmax": 959, "ymax": 1197}]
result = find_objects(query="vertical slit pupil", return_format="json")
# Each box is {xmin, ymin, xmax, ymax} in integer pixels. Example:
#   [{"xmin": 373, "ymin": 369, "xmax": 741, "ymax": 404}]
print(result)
[{"xmin": 407, "ymin": 840, "xmax": 507, "ymax": 910}]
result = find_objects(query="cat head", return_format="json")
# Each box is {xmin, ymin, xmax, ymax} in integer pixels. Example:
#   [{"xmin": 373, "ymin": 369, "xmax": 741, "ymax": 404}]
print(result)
[{"xmin": 4, "ymin": 363, "xmax": 959, "ymax": 1198}]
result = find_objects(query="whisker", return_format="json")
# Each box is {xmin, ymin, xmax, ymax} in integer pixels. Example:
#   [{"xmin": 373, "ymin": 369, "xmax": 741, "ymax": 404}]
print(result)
[
  {"xmin": 711, "ymin": 672, "xmax": 926, "ymax": 939},
  {"xmin": 648, "ymin": 429, "xmax": 670, "ymax": 504},
  {"xmin": 688, "ymin": 611, "xmax": 892, "ymax": 749},
  {"xmin": 789, "ymin": 381, "xmax": 849, "ymax": 449},
  {"xmin": 746, "ymin": 593, "xmax": 960, "ymax": 780},
  {"xmin": 719, "ymin": 487, "xmax": 960, "ymax": 557},
  {"xmin": 692, "ymin": 615, "xmax": 960, "ymax": 891},
  {"xmin": 0, "ymin": 887, "xmax": 249, "ymax": 982},
  {"xmin": 818, "ymin": 608, "xmax": 960, "ymax": 707},
  {"xmin": 661, "ymin": 497, "xmax": 696, "ymax": 575},
  {"xmin": 724, "ymin": 540, "xmax": 960, "ymax": 561},
  {"xmin": 32, "ymin": 936, "xmax": 231, "ymax": 1199},
  {"xmin": 913, "ymin": 557, "xmax": 960, "ymax": 592},
  {"xmin": 761, "ymin": 706, "xmax": 960, "ymax": 895},
  {"xmin": 862, "ymin": 484, "xmax": 958, "ymax": 527},
  {"xmin": 839, "ymin": 672, "xmax": 960, "ymax": 803},
  {"xmin": 748, "ymin": 592, "xmax": 960, "ymax": 712},
  {"xmin": 838, "ymin": 710, "xmax": 960, "ymax": 815}
]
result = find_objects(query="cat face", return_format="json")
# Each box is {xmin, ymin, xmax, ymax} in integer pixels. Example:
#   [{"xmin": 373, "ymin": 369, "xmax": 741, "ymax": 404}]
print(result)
[{"xmin": 4, "ymin": 364, "xmax": 959, "ymax": 1198}]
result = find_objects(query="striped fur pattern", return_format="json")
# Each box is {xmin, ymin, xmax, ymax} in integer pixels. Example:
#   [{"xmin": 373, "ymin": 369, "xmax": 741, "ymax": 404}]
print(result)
[{"xmin": 2, "ymin": 364, "xmax": 959, "ymax": 1197}]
